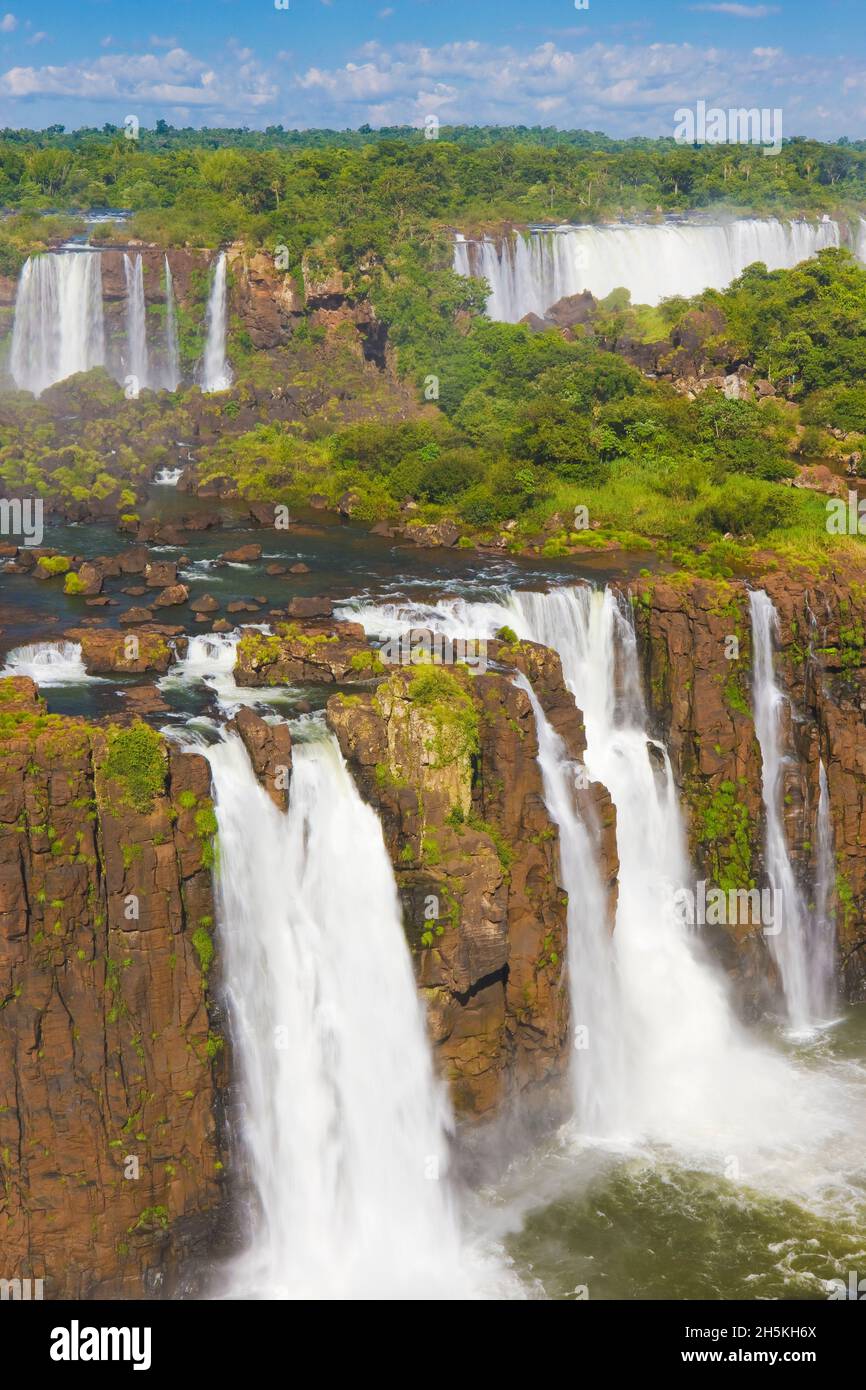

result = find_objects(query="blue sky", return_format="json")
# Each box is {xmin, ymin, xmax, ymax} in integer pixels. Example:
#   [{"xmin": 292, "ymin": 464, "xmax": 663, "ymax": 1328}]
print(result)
[{"xmin": 0, "ymin": 0, "xmax": 864, "ymax": 138}]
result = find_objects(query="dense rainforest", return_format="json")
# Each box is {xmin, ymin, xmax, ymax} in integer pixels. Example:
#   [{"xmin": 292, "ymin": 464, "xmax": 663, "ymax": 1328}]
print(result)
[{"xmin": 2, "ymin": 129, "xmax": 866, "ymax": 579}]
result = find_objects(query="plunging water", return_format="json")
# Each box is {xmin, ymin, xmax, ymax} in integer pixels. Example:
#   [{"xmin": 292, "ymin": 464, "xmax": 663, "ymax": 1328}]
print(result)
[
  {"xmin": 123, "ymin": 252, "xmax": 149, "ymax": 391},
  {"xmin": 513, "ymin": 673, "xmax": 625, "ymax": 1134},
  {"xmin": 206, "ymin": 730, "xmax": 505, "ymax": 1298},
  {"xmin": 749, "ymin": 590, "xmax": 833, "ymax": 1029},
  {"xmin": 162, "ymin": 255, "xmax": 180, "ymax": 390},
  {"xmin": 201, "ymin": 251, "xmax": 232, "ymax": 393},
  {"xmin": 454, "ymin": 217, "xmax": 847, "ymax": 320},
  {"xmin": 10, "ymin": 252, "xmax": 105, "ymax": 395},
  {"xmin": 346, "ymin": 583, "xmax": 866, "ymax": 1296}
]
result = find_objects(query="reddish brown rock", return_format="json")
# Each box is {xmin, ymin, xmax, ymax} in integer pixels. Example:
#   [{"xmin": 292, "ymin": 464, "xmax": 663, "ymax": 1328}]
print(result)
[
  {"xmin": 0, "ymin": 679, "xmax": 224, "ymax": 1297},
  {"xmin": 227, "ymin": 707, "xmax": 293, "ymax": 811},
  {"xmin": 153, "ymin": 583, "xmax": 190, "ymax": 608},
  {"xmin": 64, "ymin": 628, "xmax": 173, "ymax": 676},
  {"xmin": 222, "ymin": 545, "xmax": 262, "ymax": 564}
]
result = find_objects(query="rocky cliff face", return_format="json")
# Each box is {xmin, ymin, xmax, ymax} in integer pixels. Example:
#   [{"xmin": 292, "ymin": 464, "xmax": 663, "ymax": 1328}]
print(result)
[
  {"xmin": 326, "ymin": 646, "xmax": 616, "ymax": 1125},
  {"xmin": 630, "ymin": 567, "xmax": 866, "ymax": 1010},
  {"xmin": 0, "ymin": 678, "xmax": 225, "ymax": 1298}
]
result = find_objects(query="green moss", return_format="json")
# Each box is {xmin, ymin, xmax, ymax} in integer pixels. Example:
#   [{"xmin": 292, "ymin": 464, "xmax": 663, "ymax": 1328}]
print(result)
[
  {"xmin": 102, "ymin": 723, "xmax": 166, "ymax": 813},
  {"xmin": 406, "ymin": 665, "xmax": 480, "ymax": 767},
  {"xmin": 36, "ymin": 554, "xmax": 71, "ymax": 577},
  {"xmin": 177, "ymin": 790, "xmax": 197, "ymax": 811},
  {"xmin": 692, "ymin": 779, "xmax": 755, "ymax": 892},
  {"xmin": 192, "ymin": 926, "xmax": 214, "ymax": 975},
  {"xmin": 349, "ymin": 649, "xmax": 385, "ymax": 675},
  {"xmin": 63, "ymin": 570, "xmax": 88, "ymax": 595}
]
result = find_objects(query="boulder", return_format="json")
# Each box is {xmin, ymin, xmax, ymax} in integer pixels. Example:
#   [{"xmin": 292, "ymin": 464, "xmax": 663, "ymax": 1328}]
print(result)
[{"xmin": 228, "ymin": 706, "xmax": 293, "ymax": 812}]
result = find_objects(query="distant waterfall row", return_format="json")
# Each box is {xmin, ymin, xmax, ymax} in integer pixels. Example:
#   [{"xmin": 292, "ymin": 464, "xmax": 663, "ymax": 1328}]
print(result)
[
  {"xmin": 454, "ymin": 216, "xmax": 866, "ymax": 320},
  {"xmin": 9, "ymin": 249, "xmax": 230, "ymax": 398}
]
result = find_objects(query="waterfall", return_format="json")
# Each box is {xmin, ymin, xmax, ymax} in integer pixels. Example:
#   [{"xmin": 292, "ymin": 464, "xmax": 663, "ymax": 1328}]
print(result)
[
  {"xmin": 10, "ymin": 252, "xmax": 105, "ymax": 396},
  {"xmin": 201, "ymin": 251, "xmax": 232, "ymax": 393},
  {"xmin": 513, "ymin": 673, "xmax": 625, "ymax": 1134},
  {"xmin": 162, "ymin": 254, "xmax": 180, "ymax": 390},
  {"xmin": 123, "ymin": 252, "xmax": 149, "ymax": 391},
  {"xmin": 756, "ymin": 592, "xmax": 839, "ymax": 1028},
  {"xmin": 0, "ymin": 640, "xmax": 98, "ymax": 685},
  {"xmin": 813, "ymin": 760, "xmax": 837, "ymax": 1019},
  {"xmin": 207, "ymin": 730, "xmax": 484, "ymax": 1298},
  {"xmin": 454, "ymin": 217, "xmax": 847, "ymax": 320},
  {"xmin": 749, "ymin": 590, "xmax": 819, "ymax": 1029},
  {"xmin": 153, "ymin": 466, "xmax": 184, "ymax": 486},
  {"xmin": 346, "ymin": 587, "xmax": 805, "ymax": 1153}
]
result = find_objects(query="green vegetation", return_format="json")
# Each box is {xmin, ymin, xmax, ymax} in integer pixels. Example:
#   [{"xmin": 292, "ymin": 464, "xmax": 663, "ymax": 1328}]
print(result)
[
  {"xmin": 406, "ymin": 666, "xmax": 480, "ymax": 767},
  {"xmin": 101, "ymin": 723, "xmax": 166, "ymax": 814},
  {"xmin": 693, "ymin": 780, "xmax": 755, "ymax": 893}
]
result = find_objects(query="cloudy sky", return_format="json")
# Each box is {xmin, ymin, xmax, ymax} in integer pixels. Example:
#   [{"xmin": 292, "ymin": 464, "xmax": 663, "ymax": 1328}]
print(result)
[{"xmin": 0, "ymin": 0, "xmax": 863, "ymax": 138}]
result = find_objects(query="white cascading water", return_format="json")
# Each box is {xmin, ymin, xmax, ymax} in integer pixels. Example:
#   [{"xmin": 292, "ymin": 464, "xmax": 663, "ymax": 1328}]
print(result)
[
  {"xmin": 10, "ymin": 252, "xmax": 105, "ymax": 395},
  {"xmin": 513, "ymin": 672, "xmax": 626, "ymax": 1134},
  {"xmin": 123, "ymin": 252, "xmax": 149, "ymax": 390},
  {"xmin": 201, "ymin": 251, "xmax": 232, "ymax": 393},
  {"xmin": 153, "ymin": 467, "xmax": 184, "ymax": 486},
  {"xmin": 0, "ymin": 640, "xmax": 100, "ymax": 685},
  {"xmin": 347, "ymin": 588, "xmax": 813, "ymax": 1153},
  {"xmin": 207, "ymin": 730, "xmax": 487, "ymax": 1299},
  {"xmin": 749, "ymin": 589, "xmax": 814, "ymax": 1029},
  {"xmin": 454, "ymin": 217, "xmax": 847, "ymax": 320},
  {"xmin": 162, "ymin": 254, "xmax": 181, "ymax": 390},
  {"xmin": 813, "ymin": 759, "xmax": 837, "ymax": 1019}
]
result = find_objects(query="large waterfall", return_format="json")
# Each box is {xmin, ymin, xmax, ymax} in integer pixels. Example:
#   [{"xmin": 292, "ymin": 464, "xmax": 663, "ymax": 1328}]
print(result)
[
  {"xmin": 201, "ymin": 251, "xmax": 232, "ymax": 393},
  {"xmin": 10, "ymin": 251, "xmax": 105, "ymax": 395},
  {"xmin": 454, "ymin": 216, "xmax": 848, "ymax": 320},
  {"xmin": 206, "ymin": 729, "xmax": 494, "ymax": 1298},
  {"xmin": 123, "ymin": 252, "xmax": 149, "ymax": 392},
  {"xmin": 162, "ymin": 254, "xmax": 180, "ymax": 391},
  {"xmin": 749, "ymin": 590, "xmax": 836, "ymax": 1028},
  {"xmin": 344, "ymin": 587, "xmax": 813, "ymax": 1155}
]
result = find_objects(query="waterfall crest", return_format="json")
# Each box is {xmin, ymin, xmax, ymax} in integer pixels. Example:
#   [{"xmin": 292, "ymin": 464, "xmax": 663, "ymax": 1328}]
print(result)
[
  {"xmin": 201, "ymin": 251, "xmax": 232, "ymax": 393},
  {"xmin": 207, "ymin": 730, "xmax": 487, "ymax": 1298},
  {"xmin": 123, "ymin": 252, "xmax": 149, "ymax": 392},
  {"xmin": 10, "ymin": 252, "xmax": 105, "ymax": 396},
  {"xmin": 455, "ymin": 217, "xmax": 848, "ymax": 320},
  {"xmin": 750, "ymin": 590, "xmax": 836, "ymax": 1027},
  {"xmin": 162, "ymin": 254, "xmax": 180, "ymax": 390}
]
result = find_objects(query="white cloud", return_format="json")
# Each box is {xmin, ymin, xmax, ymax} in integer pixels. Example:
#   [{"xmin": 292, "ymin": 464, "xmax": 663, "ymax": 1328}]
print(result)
[
  {"xmin": 0, "ymin": 45, "xmax": 277, "ymax": 112},
  {"xmin": 0, "ymin": 12, "xmax": 16, "ymax": 33},
  {"xmin": 287, "ymin": 37, "xmax": 855, "ymax": 137},
  {"xmin": 690, "ymin": 4, "xmax": 781, "ymax": 17}
]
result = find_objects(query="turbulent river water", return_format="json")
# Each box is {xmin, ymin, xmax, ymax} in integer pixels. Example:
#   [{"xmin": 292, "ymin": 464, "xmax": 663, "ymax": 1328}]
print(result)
[{"xmin": 4, "ymin": 509, "xmax": 865, "ymax": 1301}]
